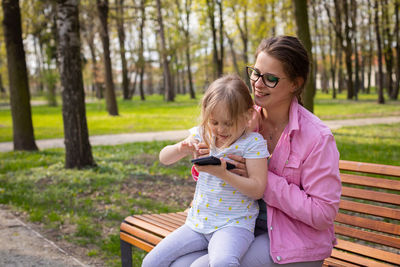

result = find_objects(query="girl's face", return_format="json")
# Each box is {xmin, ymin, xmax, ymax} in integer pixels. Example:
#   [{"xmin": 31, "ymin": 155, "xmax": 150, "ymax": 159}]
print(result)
[
  {"xmin": 251, "ymin": 52, "xmax": 296, "ymax": 110},
  {"xmin": 208, "ymin": 104, "xmax": 247, "ymax": 147}
]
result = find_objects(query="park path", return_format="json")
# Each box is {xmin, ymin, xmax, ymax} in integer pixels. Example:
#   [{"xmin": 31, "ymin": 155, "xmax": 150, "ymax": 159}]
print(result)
[
  {"xmin": 1, "ymin": 116, "xmax": 400, "ymax": 152},
  {"xmin": 0, "ymin": 115, "xmax": 399, "ymax": 266}
]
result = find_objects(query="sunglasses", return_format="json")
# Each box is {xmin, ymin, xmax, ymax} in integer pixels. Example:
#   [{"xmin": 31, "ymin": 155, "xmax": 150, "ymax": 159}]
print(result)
[{"xmin": 246, "ymin": 66, "xmax": 285, "ymax": 88}]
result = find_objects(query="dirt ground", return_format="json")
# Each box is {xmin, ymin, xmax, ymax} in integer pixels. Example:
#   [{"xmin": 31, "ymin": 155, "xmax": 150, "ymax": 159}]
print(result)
[{"xmin": 0, "ymin": 205, "xmax": 104, "ymax": 267}]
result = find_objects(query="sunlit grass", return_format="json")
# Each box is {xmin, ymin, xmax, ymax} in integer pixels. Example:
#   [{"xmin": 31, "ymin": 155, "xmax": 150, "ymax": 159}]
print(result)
[{"xmin": 0, "ymin": 91, "xmax": 399, "ymax": 142}]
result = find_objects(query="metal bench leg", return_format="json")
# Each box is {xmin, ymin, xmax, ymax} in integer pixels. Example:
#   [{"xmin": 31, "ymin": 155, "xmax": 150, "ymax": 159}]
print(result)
[{"xmin": 120, "ymin": 238, "xmax": 132, "ymax": 267}]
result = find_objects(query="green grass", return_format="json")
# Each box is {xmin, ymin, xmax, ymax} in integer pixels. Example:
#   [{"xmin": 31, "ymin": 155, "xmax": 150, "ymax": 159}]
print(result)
[
  {"xmin": 0, "ymin": 122, "xmax": 399, "ymax": 265},
  {"xmin": 0, "ymin": 91, "xmax": 399, "ymax": 142}
]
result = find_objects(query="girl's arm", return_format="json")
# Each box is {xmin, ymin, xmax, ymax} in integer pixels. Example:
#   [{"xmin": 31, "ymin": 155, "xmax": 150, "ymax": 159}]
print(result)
[
  {"xmin": 159, "ymin": 136, "xmax": 198, "ymax": 165},
  {"xmin": 195, "ymin": 157, "xmax": 268, "ymax": 200}
]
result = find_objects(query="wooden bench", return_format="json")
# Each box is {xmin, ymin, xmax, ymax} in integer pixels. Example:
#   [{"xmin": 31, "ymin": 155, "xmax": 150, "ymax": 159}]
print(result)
[{"xmin": 120, "ymin": 160, "xmax": 400, "ymax": 266}]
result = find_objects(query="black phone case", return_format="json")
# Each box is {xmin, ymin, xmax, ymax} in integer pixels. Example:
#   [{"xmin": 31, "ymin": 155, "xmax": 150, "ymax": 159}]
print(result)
[{"xmin": 191, "ymin": 156, "xmax": 236, "ymax": 170}]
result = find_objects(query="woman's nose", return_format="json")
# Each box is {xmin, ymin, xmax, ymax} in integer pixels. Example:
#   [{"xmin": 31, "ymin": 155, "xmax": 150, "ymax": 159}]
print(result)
[{"xmin": 254, "ymin": 77, "xmax": 265, "ymax": 87}]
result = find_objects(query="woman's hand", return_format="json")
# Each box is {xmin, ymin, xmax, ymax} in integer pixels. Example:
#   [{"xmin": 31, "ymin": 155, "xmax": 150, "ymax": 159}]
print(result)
[{"xmin": 227, "ymin": 154, "xmax": 248, "ymax": 177}]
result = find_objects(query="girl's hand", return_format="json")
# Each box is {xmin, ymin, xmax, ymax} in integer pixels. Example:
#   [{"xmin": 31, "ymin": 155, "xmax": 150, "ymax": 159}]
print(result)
[
  {"xmin": 193, "ymin": 142, "xmax": 210, "ymax": 159},
  {"xmin": 227, "ymin": 154, "xmax": 248, "ymax": 177},
  {"xmin": 194, "ymin": 157, "xmax": 228, "ymax": 178},
  {"xmin": 179, "ymin": 139, "xmax": 198, "ymax": 155}
]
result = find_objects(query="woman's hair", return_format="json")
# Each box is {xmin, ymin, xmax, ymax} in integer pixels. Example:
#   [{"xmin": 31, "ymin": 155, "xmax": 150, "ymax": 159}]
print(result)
[
  {"xmin": 200, "ymin": 74, "xmax": 254, "ymax": 148},
  {"xmin": 255, "ymin": 35, "xmax": 310, "ymax": 105}
]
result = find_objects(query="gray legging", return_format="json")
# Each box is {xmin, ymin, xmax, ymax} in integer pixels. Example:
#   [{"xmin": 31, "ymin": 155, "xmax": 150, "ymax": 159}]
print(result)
[{"xmin": 170, "ymin": 220, "xmax": 323, "ymax": 267}]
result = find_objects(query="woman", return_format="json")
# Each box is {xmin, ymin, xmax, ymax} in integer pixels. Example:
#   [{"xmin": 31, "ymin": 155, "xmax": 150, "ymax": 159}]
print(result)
[{"xmin": 171, "ymin": 36, "xmax": 341, "ymax": 266}]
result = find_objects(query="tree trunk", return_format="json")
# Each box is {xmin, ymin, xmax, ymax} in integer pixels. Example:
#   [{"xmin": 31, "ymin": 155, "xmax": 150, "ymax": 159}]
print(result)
[
  {"xmin": 138, "ymin": 0, "xmax": 146, "ymax": 101},
  {"xmin": 394, "ymin": 0, "xmax": 400, "ymax": 100},
  {"xmin": 342, "ymin": 0, "xmax": 354, "ymax": 99},
  {"xmin": 56, "ymin": 0, "xmax": 95, "ymax": 168},
  {"xmin": 351, "ymin": 0, "xmax": 359, "ymax": 100},
  {"xmin": 328, "ymin": 21, "xmax": 337, "ymax": 98},
  {"xmin": 382, "ymin": 0, "xmax": 394, "ymax": 98},
  {"xmin": 375, "ymin": 0, "xmax": 385, "ymax": 104},
  {"xmin": 2, "ymin": 0, "xmax": 38, "ymax": 151},
  {"xmin": 367, "ymin": 0, "xmax": 373, "ymax": 94},
  {"xmin": 293, "ymin": 0, "xmax": 314, "ymax": 112},
  {"xmin": 97, "ymin": 0, "xmax": 119, "ymax": 115},
  {"xmin": 116, "ymin": 0, "xmax": 130, "ymax": 100},
  {"xmin": 183, "ymin": 0, "xmax": 195, "ymax": 99},
  {"xmin": 156, "ymin": 0, "xmax": 174, "ymax": 101},
  {"xmin": 87, "ymin": 34, "xmax": 103, "ymax": 99},
  {"xmin": 206, "ymin": 0, "xmax": 223, "ymax": 78}
]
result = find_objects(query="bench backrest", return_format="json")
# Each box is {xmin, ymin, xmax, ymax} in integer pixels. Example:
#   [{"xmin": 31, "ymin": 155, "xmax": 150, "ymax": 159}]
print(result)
[{"xmin": 330, "ymin": 160, "xmax": 400, "ymax": 266}]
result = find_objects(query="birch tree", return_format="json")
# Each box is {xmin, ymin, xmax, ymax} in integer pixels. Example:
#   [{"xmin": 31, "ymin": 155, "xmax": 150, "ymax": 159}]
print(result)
[{"xmin": 56, "ymin": 0, "xmax": 95, "ymax": 168}]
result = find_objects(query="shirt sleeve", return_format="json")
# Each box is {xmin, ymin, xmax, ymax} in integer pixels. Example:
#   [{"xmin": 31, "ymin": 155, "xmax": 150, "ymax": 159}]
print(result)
[
  {"xmin": 188, "ymin": 126, "xmax": 202, "ymax": 142},
  {"xmin": 243, "ymin": 133, "xmax": 270, "ymax": 159},
  {"xmin": 263, "ymin": 134, "xmax": 341, "ymax": 230}
]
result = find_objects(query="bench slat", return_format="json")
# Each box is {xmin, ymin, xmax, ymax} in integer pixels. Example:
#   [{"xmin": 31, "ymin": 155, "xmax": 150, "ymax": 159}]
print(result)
[
  {"xmin": 141, "ymin": 214, "xmax": 184, "ymax": 228},
  {"xmin": 323, "ymin": 256, "xmax": 361, "ymax": 267},
  {"xmin": 339, "ymin": 160, "xmax": 400, "ymax": 177},
  {"xmin": 335, "ymin": 239, "xmax": 400, "ymax": 265},
  {"xmin": 120, "ymin": 232, "xmax": 153, "ymax": 253},
  {"xmin": 148, "ymin": 213, "xmax": 186, "ymax": 227},
  {"xmin": 340, "ymin": 173, "xmax": 400, "ymax": 190},
  {"xmin": 135, "ymin": 215, "xmax": 177, "ymax": 232},
  {"xmin": 334, "ymin": 224, "xmax": 400, "ymax": 249},
  {"xmin": 339, "ymin": 199, "xmax": 400, "ymax": 220},
  {"xmin": 341, "ymin": 187, "xmax": 400, "ymax": 205},
  {"xmin": 124, "ymin": 216, "xmax": 172, "ymax": 237},
  {"xmin": 330, "ymin": 248, "xmax": 392, "ymax": 267},
  {"xmin": 335, "ymin": 213, "xmax": 400, "ymax": 235},
  {"xmin": 121, "ymin": 222, "xmax": 162, "ymax": 246}
]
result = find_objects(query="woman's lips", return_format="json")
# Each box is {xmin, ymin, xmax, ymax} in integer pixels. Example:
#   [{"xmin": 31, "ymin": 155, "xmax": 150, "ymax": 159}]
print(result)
[{"xmin": 255, "ymin": 90, "xmax": 270, "ymax": 97}]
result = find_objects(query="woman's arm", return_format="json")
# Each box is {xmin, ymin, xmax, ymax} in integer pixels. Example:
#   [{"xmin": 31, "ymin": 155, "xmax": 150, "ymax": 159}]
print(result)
[
  {"xmin": 195, "ymin": 157, "xmax": 268, "ymax": 199},
  {"xmin": 264, "ymin": 134, "xmax": 341, "ymax": 230},
  {"xmin": 159, "ymin": 136, "xmax": 198, "ymax": 165}
]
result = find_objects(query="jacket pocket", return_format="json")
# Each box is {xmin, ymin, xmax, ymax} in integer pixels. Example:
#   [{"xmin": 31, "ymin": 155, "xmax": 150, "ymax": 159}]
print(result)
[{"xmin": 282, "ymin": 154, "xmax": 301, "ymax": 185}]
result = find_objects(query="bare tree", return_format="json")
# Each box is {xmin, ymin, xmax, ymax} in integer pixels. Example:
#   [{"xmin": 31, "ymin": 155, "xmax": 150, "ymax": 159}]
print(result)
[
  {"xmin": 175, "ymin": 0, "xmax": 195, "ymax": 99},
  {"xmin": 97, "ymin": 0, "xmax": 119, "ymax": 115},
  {"xmin": 138, "ymin": 0, "xmax": 146, "ymax": 101},
  {"xmin": 156, "ymin": 0, "xmax": 174, "ymax": 101},
  {"xmin": 2, "ymin": 0, "xmax": 38, "ymax": 151},
  {"xmin": 115, "ymin": 0, "xmax": 130, "ymax": 100},
  {"xmin": 56, "ymin": 0, "xmax": 95, "ymax": 168},
  {"xmin": 325, "ymin": 0, "xmax": 355, "ymax": 99},
  {"xmin": 394, "ymin": 0, "xmax": 400, "ymax": 100},
  {"xmin": 375, "ymin": 0, "xmax": 385, "ymax": 104},
  {"xmin": 206, "ymin": 0, "xmax": 224, "ymax": 78},
  {"xmin": 293, "ymin": 0, "xmax": 315, "ymax": 112}
]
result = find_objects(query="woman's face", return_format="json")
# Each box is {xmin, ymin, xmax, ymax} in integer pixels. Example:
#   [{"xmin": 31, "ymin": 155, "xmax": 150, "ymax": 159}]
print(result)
[{"xmin": 251, "ymin": 52, "xmax": 295, "ymax": 110}]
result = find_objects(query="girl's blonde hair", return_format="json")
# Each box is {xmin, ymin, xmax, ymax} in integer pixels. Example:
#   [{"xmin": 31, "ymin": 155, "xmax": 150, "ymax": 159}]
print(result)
[{"xmin": 200, "ymin": 74, "xmax": 254, "ymax": 149}]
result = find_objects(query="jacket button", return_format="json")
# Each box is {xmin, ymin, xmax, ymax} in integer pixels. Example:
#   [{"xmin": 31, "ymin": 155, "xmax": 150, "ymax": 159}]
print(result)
[
  {"xmin": 276, "ymin": 256, "xmax": 281, "ymax": 261},
  {"xmin": 270, "ymin": 226, "xmax": 273, "ymax": 231}
]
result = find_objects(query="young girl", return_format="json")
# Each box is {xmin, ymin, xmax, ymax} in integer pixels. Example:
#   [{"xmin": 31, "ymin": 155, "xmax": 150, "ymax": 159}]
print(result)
[{"xmin": 142, "ymin": 74, "xmax": 269, "ymax": 267}]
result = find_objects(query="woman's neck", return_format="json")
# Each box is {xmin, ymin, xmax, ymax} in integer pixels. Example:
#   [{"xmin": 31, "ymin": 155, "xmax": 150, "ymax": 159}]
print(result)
[{"xmin": 262, "ymin": 101, "xmax": 291, "ymax": 128}]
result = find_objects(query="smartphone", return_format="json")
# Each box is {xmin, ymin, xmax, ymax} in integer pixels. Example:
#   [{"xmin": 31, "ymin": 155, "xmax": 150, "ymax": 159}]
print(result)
[{"xmin": 191, "ymin": 156, "xmax": 236, "ymax": 170}]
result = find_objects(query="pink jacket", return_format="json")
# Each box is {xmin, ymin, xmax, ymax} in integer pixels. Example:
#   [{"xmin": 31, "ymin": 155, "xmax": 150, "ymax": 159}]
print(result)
[{"xmin": 261, "ymin": 98, "xmax": 341, "ymax": 264}]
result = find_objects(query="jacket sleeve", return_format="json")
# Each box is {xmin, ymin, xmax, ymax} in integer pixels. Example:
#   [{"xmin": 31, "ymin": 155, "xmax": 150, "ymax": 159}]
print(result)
[{"xmin": 263, "ymin": 134, "xmax": 341, "ymax": 230}]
